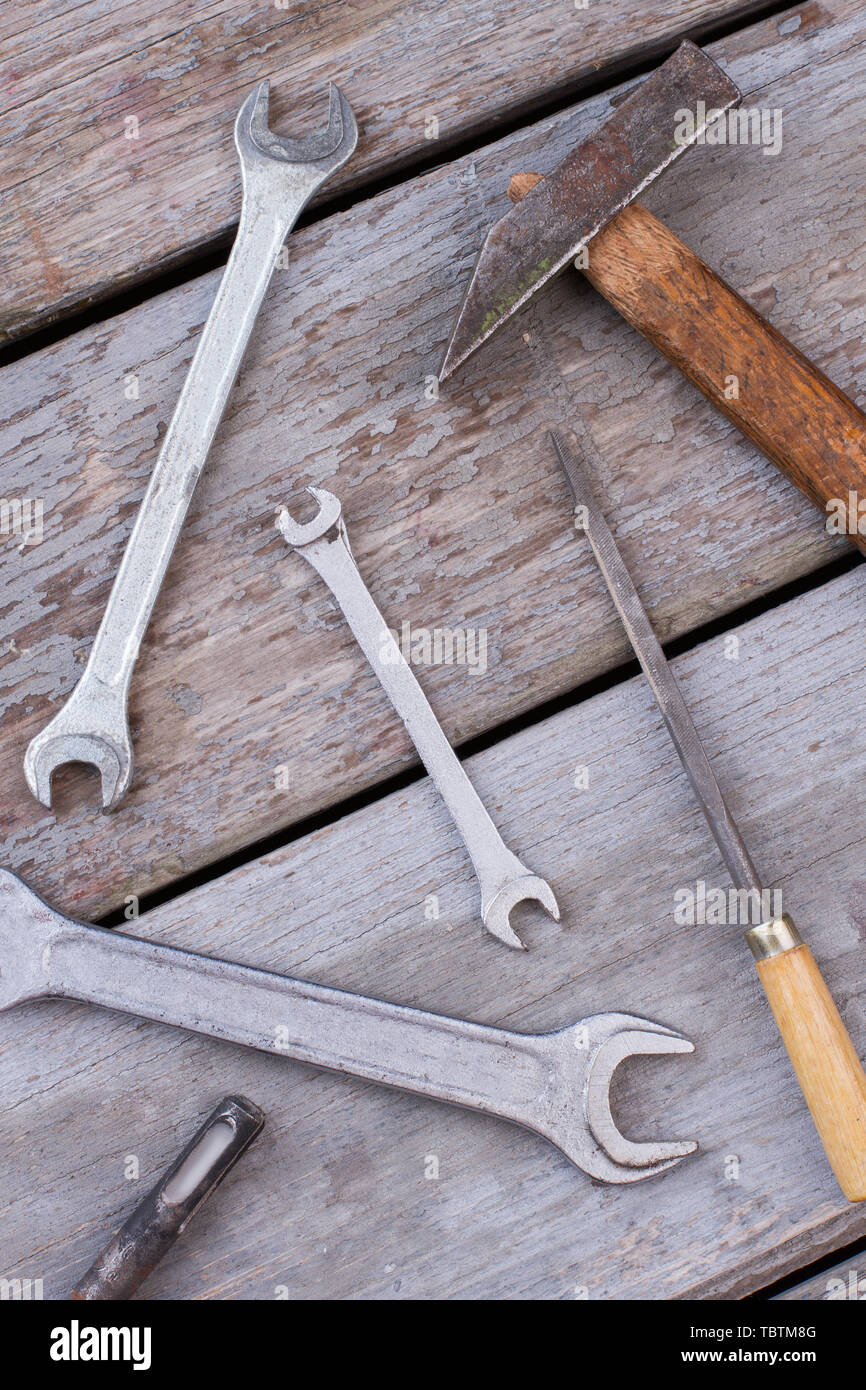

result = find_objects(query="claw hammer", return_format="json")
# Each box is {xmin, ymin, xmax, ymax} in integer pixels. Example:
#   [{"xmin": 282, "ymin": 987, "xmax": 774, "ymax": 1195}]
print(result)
[{"xmin": 439, "ymin": 41, "xmax": 866, "ymax": 544}]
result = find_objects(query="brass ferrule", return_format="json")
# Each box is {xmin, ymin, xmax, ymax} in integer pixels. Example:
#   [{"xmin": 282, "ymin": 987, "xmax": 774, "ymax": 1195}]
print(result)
[{"xmin": 745, "ymin": 914, "xmax": 803, "ymax": 962}]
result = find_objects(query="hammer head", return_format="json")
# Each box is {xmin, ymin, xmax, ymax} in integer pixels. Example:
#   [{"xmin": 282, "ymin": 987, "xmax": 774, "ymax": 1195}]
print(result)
[{"xmin": 438, "ymin": 41, "xmax": 739, "ymax": 380}]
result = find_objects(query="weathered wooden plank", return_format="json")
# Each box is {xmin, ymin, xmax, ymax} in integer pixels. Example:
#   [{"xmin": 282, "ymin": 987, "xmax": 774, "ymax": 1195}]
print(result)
[
  {"xmin": 773, "ymin": 1257, "xmax": 866, "ymax": 1299},
  {"xmin": 0, "ymin": 0, "xmax": 776, "ymax": 340},
  {"xmin": 2, "ymin": 568, "xmax": 866, "ymax": 1300},
  {"xmin": 0, "ymin": 2, "xmax": 862, "ymax": 923}
]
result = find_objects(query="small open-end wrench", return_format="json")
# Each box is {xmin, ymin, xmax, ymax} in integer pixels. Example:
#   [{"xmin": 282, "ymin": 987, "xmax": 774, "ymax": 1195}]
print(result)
[
  {"xmin": 25, "ymin": 81, "xmax": 358, "ymax": 811},
  {"xmin": 277, "ymin": 489, "xmax": 560, "ymax": 950},
  {"xmin": 0, "ymin": 870, "xmax": 696, "ymax": 1183}
]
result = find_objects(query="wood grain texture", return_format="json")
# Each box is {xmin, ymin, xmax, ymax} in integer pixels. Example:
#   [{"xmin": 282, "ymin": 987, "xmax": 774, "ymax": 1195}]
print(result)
[
  {"xmin": 510, "ymin": 170, "xmax": 866, "ymax": 552},
  {"xmin": 0, "ymin": 1, "xmax": 862, "ymax": 922},
  {"xmin": 755, "ymin": 944, "xmax": 866, "ymax": 1201},
  {"xmin": 0, "ymin": 0, "xmax": 772, "ymax": 342},
  {"xmin": 3, "ymin": 568, "xmax": 866, "ymax": 1300},
  {"xmin": 585, "ymin": 203, "xmax": 866, "ymax": 548}
]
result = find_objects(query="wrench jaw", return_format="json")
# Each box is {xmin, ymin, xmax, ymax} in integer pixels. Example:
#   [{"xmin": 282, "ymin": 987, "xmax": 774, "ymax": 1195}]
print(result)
[
  {"xmin": 482, "ymin": 874, "xmax": 561, "ymax": 951},
  {"xmin": 276, "ymin": 487, "xmax": 344, "ymax": 549},
  {"xmin": 23, "ymin": 681, "xmax": 133, "ymax": 811},
  {"xmin": 546, "ymin": 1014, "xmax": 698, "ymax": 1183},
  {"xmin": 235, "ymin": 80, "xmax": 358, "ymax": 203}
]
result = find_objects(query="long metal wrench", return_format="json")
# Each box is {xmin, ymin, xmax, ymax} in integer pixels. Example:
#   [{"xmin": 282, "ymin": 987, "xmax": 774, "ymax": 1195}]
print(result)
[
  {"xmin": 0, "ymin": 869, "xmax": 695, "ymax": 1184},
  {"xmin": 277, "ymin": 488, "xmax": 559, "ymax": 950},
  {"xmin": 24, "ymin": 82, "xmax": 358, "ymax": 811},
  {"xmin": 551, "ymin": 428, "xmax": 866, "ymax": 1203}
]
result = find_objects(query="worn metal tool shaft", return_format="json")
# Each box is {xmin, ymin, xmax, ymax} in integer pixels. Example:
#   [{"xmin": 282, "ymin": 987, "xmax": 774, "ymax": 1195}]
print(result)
[
  {"xmin": 0, "ymin": 869, "xmax": 695, "ymax": 1185},
  {"xmin": 552, "ymin": 428, "xmax": 866, "ymax": 1202},
  {"xmin": 553, "ymin": 432, "xmax": 762, "ymax": 899},
  {"xmin": 24, "ymin": 81, "xmax": 358, "ymax": 810},
  {"xmin": 277, "ymin": 487, "xmax": 559, "ymax": 950},
  {"xmin": 71, "ymin": 1095, "xmax": 264, "ymax": 1300}
]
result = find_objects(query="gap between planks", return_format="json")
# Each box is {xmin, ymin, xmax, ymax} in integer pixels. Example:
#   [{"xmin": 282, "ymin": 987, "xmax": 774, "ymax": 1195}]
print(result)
[
  {"xmin": 2, "ymin": 566, "xmax": 866, "ymax": 1298},
  {"xmin": 0, "ymin": 0, "xmax": 792, "ymax": 342},
  {"xmin": 0, "ymin": 0, "xmax": 862, "ymax": 924},
  {"xmin": 96, "ymin": 547, "xmax": 863, "ymax": 930}
]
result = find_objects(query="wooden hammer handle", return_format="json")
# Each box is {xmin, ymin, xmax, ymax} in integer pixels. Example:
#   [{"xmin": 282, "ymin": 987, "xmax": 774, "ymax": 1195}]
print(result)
[{"xmin": 510, "ymin": 175, "xmax": 866, "ymax": 550}]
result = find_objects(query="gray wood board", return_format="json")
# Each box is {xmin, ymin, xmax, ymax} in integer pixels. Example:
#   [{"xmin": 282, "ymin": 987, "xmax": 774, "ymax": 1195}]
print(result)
[
  {"xmin": 773, "ymin": 1256, "xmax": 866, "ymax": 1299},
  {"xmin": 0, "ymin": 0, "xmax": 775, "ymax": 340},
  {"xmin": 2, "ymin": 567, "xmax": 866, "ymax": 1300},
  {"xmin": 0, "ymin": 1, "xmax": 861, "ymax": 924}
]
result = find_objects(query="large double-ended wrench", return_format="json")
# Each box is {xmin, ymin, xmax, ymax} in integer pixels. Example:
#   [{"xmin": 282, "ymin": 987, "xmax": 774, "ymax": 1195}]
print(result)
[
  {"xmin": 25, "ymin": 82, "xmax": 358, "ymax": 810},
  {"xmin": 0, "ymin": 870, "xmax": 696, "ymax": 1184},
  {"xmin": 278, "ymin": 488, "xmax": 559, "ymax": 950}
]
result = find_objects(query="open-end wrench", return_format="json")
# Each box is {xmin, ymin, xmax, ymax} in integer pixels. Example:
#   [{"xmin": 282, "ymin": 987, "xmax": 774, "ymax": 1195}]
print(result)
[
  {"xmin": 277, "ymin": 489, "xmax": 560, "ymax": 950},
  {"xmin": 25, "ymin": 82, "xmax": 358, "ymax": 811},
  {"xmin": 0, "ymin": 870, "xmax": 696, "ymax": 1183}
]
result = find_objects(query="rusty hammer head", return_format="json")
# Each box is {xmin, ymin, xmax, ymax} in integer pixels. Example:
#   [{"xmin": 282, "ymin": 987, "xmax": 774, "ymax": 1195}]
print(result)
[{"xmin": 438, "ymin": 41, "xmax": 739, "ymax": 380}]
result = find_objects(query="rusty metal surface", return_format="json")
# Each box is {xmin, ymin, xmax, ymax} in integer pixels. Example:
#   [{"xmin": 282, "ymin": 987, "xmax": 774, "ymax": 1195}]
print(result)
[
  {"xmin": 439, "ymin": 41, "xmax": 740, "ymax": 379},
  {"xmin": 70, "ymin": 1095, "xmax": 265, "ymax": 1301}
]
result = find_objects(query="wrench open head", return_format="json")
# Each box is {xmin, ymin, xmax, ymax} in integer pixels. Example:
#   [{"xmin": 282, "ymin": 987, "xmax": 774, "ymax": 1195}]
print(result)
[
  {"xmin": 549, "ymin": 1014, "xmax": 697, "ymax": 1182},
  {"xmin": 276, "ymin": 486, "xmax": 344, "ymax": 550},
  {"xmin": 479, "ymin": 871, "xmax": 560, "ymax": 951},
  {"xmin": 24, "ymin": 678, "xmax": 133, "ymax": 811},
  {"xmin": 0, "ymin": 869, "xmax": 66, "ymax": 1012},
  {"xmin": 235, "ymin": 79, "xmax": 358, "ymax": 204}
]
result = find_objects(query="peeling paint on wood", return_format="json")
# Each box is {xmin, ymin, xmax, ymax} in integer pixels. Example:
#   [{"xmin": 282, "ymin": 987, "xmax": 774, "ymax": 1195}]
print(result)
[
  {"xmin": 2, "ymin": 569, "xmax": 866, "ymax": 1299},
  {"xmin": 0, "ymin": 3, "xmax": 862, "ymax": 921},
  {"xmin": 0, "ymin": 0, "xmax": 781, "ymax": 340}
]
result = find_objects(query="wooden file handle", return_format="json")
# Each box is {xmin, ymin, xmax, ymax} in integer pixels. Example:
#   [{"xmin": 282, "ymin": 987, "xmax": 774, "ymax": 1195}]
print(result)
[
  {"xmin": 509, "ymin": 174, "xmax": 866, "ymax": 552},
  {"xmin": 749, "ymin": 929, "xmax": 866, "ymax": 1202}
]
